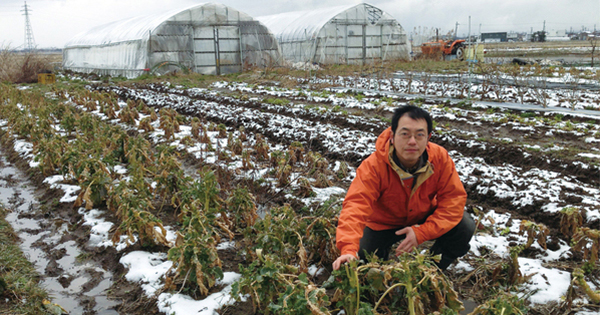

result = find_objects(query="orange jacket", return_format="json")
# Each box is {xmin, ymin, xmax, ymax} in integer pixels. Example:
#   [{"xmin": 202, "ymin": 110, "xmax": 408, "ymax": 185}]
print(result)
[{"xmin": 336, "ymin": 127, "xmax": 467, "ymax": 257}]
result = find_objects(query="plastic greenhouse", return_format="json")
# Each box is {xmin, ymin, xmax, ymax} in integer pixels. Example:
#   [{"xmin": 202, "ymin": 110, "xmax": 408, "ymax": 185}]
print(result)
[
  {"xmin": 63, "ymin": 3, "xmax": 281, "ymax": 78},
  {"xmin": 256, "ymin": 3, "xmax": 409, "ymax": 65}
]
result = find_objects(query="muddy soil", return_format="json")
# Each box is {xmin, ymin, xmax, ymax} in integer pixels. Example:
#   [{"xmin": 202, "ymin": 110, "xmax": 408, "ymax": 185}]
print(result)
[{"xmin": 0, "ymin": 140, "xmax": 158, "ymax": 315}]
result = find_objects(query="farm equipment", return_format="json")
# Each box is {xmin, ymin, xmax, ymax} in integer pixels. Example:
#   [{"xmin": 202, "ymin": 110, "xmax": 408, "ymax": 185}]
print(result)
[
  {"xmin": 420, "ymin": 39, "xmax": 467, "ymax": 60},
  {"xmin": 420, "ymin": 39, "xmax": 485, "ymax": 62}
]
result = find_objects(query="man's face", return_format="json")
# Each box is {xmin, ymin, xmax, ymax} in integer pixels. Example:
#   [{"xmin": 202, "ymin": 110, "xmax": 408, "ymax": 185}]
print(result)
[{"xmin": 391, "ymin": 115, "xmax": 430, "ymax": 169}]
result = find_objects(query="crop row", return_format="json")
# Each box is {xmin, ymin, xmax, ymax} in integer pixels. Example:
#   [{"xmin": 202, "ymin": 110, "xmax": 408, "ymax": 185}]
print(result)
[{"xmin": 96, "ymin": 85, "xmax": 378, "ymax": 164}]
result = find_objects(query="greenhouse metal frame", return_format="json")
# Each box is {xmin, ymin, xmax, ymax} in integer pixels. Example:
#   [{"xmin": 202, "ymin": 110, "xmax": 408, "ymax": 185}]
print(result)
[
  {"xmin": 257, "ymin": 3, "xmax": 409, "ymax": 65},
  {"xmin": 63, "ymin": 3, "xmax": 281, "ymax": 78}
]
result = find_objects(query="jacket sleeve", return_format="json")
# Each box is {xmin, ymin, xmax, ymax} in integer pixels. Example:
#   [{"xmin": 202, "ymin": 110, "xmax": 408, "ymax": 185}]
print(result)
[
  {"xmin": 336, "ymin": 157, "xmax": 382, "ymax": 256},
  {"xmin": 412, "ymin": 149, "xmax": 466, "ymax": 243}
]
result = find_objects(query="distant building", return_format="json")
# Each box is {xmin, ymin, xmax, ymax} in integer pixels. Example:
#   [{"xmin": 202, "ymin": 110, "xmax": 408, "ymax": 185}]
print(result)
[
  {"xmin": 507, "ymin": 32, "xmax": 519, "ymax": 42},
  {"xmin": 546, "ymin": 29, "xmax": 570, "ymax": 41},
  {"xmin": 481, "ymin": 32, "xmax": 507, "ymax": 43},
  {"xmin": 579, "ymin": 31, "xmax": 592, "ymax": 40},
  {"xmin": 548, "ymin": 29, "xmax": 567, "ymax": 37}
]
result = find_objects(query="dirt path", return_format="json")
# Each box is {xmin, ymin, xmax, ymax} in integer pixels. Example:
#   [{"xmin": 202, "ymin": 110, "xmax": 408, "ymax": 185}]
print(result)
[{"xmin": 0, "ymin": 144, "xmax": 120, "ymax": 314}]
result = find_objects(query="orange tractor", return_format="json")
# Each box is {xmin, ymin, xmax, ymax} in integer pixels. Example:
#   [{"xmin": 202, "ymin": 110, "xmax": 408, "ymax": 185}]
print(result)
[{"xmin": 420, "ymin": 39, "xmax": 466, "ymax": 60}]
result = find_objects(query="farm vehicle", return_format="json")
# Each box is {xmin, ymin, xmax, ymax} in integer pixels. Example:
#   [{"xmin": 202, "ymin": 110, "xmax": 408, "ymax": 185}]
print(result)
[{"xmin": 420, "ymin": 39, "xmax": 484, "ymax": 62}]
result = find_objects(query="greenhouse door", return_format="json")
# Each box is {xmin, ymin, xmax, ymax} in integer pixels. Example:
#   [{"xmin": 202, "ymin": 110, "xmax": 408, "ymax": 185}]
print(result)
[
  {"xmin": 346, "ymin": 25, "xmax": 365, "ymax": 65},
  {"xmin": 346, "ymin": 24, "xmax": 382, "ymax": 65},
  {"xmin": 193, "ymin": 26, "xmax": 242, "ymax": 75}
]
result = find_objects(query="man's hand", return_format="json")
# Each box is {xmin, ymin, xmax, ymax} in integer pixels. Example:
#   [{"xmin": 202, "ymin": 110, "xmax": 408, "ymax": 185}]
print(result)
[
  {"xmin": 394, "ymin": 226, "xmax": 418, "ymax": 256},
  {"xmin": 332, "ymin": 254, "xmax": 358, "ymax": 270}
]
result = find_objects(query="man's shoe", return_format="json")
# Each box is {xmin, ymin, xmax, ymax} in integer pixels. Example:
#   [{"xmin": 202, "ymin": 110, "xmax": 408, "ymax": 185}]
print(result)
[{"xmin": 436, "ymin": 255, "xmax": 456, "ymax": 271}]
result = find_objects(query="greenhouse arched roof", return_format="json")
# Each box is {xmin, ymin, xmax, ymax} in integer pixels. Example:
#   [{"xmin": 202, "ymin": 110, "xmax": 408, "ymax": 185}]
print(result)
[
  {"xmin": 257, "ymin": 4, "xmax": 357, "ymax": 42},
  {"xmin": 65, "ymin": 3, "xmax": 208, "ymax": 47}
]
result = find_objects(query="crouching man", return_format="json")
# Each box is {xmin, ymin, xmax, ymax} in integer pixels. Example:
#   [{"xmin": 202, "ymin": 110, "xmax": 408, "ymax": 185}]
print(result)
[{"xmin": 333, "ymin": 105, "xmax": 475, "ymax": 271}]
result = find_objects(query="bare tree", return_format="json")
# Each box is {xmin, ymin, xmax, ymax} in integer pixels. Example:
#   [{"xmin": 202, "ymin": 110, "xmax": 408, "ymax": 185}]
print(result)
[
  {"xmin": 530, "ymin": 75, "xmax": 549, "ymax": 108},
  {"xmin": 486, "ymin": 64, "xmax": 504, "ymax": 101},
  {"xmin": 421, "ymin": 73, "xmax": 431, "ymax": 96},
  {"xmin": 405, "ymin": 71, "xmax": 414, "ymax": 94},
  {"xmin": 507, "ymin": 65, "xmax": 529, "ymax": 104},
  {"xmin": 565, "ymin": 68, "xmax": 580, "ymax": 110},
  {"xmin": 590, "ymin": 37, "xmax": 598, "ymax": 68},
  {"xmin": 439, "ymin": 75, "xmax": 451, "ymax": 98}
]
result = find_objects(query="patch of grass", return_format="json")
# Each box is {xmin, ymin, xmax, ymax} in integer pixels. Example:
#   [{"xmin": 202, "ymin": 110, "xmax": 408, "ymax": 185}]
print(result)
[
  {"xmin": 519, "ymin": 111, "xmax": 537, "ymax": 118},
  {"xmin": 374, "ymin": 114, "xmax": 391, "ymax": 124},
  {"xmin": 410, "ymin": 97, "xmax": 425, "ymax": 105},
  {"xmin": 390, "ymin": 58, "xmax": 468, "ymax": 74},
  {"xmin": 0, "ymin": 207, "xmax": 48, "ymax": 314},
  {"xmin": 264, "ymin": 98, "xmax": 290, "ymax": 106}
]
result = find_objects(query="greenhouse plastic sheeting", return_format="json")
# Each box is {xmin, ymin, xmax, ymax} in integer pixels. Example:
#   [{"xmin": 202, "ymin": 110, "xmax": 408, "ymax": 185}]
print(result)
[
  {"xmin": 257, "ymin": 3, "xmax": 409, "ymax": 65},
  {"xmin": 63, "ymin": 3, "xmax": 281, "ymax": 78}
]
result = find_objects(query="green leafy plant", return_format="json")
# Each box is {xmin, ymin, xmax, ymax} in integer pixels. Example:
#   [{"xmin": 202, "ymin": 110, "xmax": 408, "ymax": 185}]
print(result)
[
  {"xmin": 73, "ymin": 157, "xmax": 112, "ymax": 210},
  {"xmin": 572, "ymin": 228, "xmax": 600, "ymax": 265},
  {"xmin": 247, "ymin": 205, "xmax": 306, "ymax": 267},
  {"xmin": 268, "ymin": 272, "xmax": 331, "ymax": 314},
  {"xmin": 559, "ymin": 206, "xmax": 584, "ymax": 238},
  {"xmin": 166, "ymin": 203, "xmax": 223, "ymax": 296},
  {"xmin": 264, "ymin": 98, "xmax": 290, "ymax": 106},
  {"xmin": 109, "ymin": 183, "xmax": 169, "ymax": 247},
  {"xmin": 327, "ymin": 253, "xmax": 463, "ymax": 315},
  {"xmin": 166, "ymin": 169, "xmax": 226, "ymax": 295},
  {"xmin": 518, "ymin": 220, "xmax": 549, "ymax": 250},
  {"xmin": 568, "ymin": 268, "xmax": 600, "ymax": 304},
  {"xmin": 468, "ymin": 292, "xmax": 528, "ymax": 315},
  {"xmin": 232, "ymin": 249, "xmax": 322, "ymax": 314},
  {"xmin": 225, "ymin": 186, "xmax": 258, "ymax": 232}
]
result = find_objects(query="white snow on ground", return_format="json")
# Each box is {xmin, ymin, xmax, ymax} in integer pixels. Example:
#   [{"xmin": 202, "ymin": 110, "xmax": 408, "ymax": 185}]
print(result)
[
  {"xmin": 302, "ymin": 186, "xmax": 347, "ymax": 205},
  {"xmin": 79, "ymin": 208, "xmax": 114, "ymax": 247},
  {"xmin": 519, "ymin": 257, "xmax": 571, "ymax": 304},
  {"xmin": 13, "ymin": 139, "xmax": 40, "ymax": 167},
  {"xmin": 578, "ymin": 153, "xmax": 600, "ymax": 159},
  {"xmin": 42, "ymin": 175, "xmax": 81, "ymax": 203},
  {"xmin": 157, "ymin": 272, "xmax": 241, "ymax": 315},
  {"xmin": 119, "ymin": 250, "xmax": 242, "ymax": 315},
  {"xmin": 585, "ymin": 137, "xmax": 600, "ymax": 143},
  {"xmin": 120, "ymin": 251, "xmax": 173, "ymax": 295}
]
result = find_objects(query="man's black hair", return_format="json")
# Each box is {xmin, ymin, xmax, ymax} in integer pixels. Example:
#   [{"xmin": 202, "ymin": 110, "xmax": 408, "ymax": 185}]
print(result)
[{"xmin": 391, "ymin": 105, "xmax": 433, "ymax": 134}]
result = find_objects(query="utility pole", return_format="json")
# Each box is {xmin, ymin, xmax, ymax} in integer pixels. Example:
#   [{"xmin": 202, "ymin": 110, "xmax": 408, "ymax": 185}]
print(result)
[
  {"xmin": 21, "ymin": 1, "xmax": 36, "ymax": 51},
  {"xmin": 543, "ymin": 20, "xmax": 546, "ymax": 33},
  {"xmin": 467, "ymin": 16, "xmax": 472, "ymax": 101},
  {"xmin": 454, "ymin": 22, "xmax": 459, "ymax": 40}
]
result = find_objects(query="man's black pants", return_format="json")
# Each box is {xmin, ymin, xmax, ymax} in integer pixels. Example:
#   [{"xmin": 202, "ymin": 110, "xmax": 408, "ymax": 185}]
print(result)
[{"xmin": 358, "ymin": 211, "xmax": 476, "ymax": 270}]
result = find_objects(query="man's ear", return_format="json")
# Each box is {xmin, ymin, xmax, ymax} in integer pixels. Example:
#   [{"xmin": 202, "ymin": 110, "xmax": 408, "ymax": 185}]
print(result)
[
  {"xmin": 390, "ymin": 130, "xmax": 394, "ymax": 144},
  {"xmin": 427, "ymin": 133, "xmax": 432, "ymax": 141}
]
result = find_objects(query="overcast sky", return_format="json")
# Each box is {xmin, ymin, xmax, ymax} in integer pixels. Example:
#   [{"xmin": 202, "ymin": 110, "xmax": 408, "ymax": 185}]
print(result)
[{"xmin": 1, "ymin": 0, "xmax": 599, "ymax": 49}]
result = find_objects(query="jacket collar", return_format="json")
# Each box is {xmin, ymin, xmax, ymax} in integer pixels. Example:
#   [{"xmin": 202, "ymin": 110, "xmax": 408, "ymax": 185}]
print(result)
[{"xmin": 388, "ymin": 143, "xmax": 435, "ymax": 198}]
